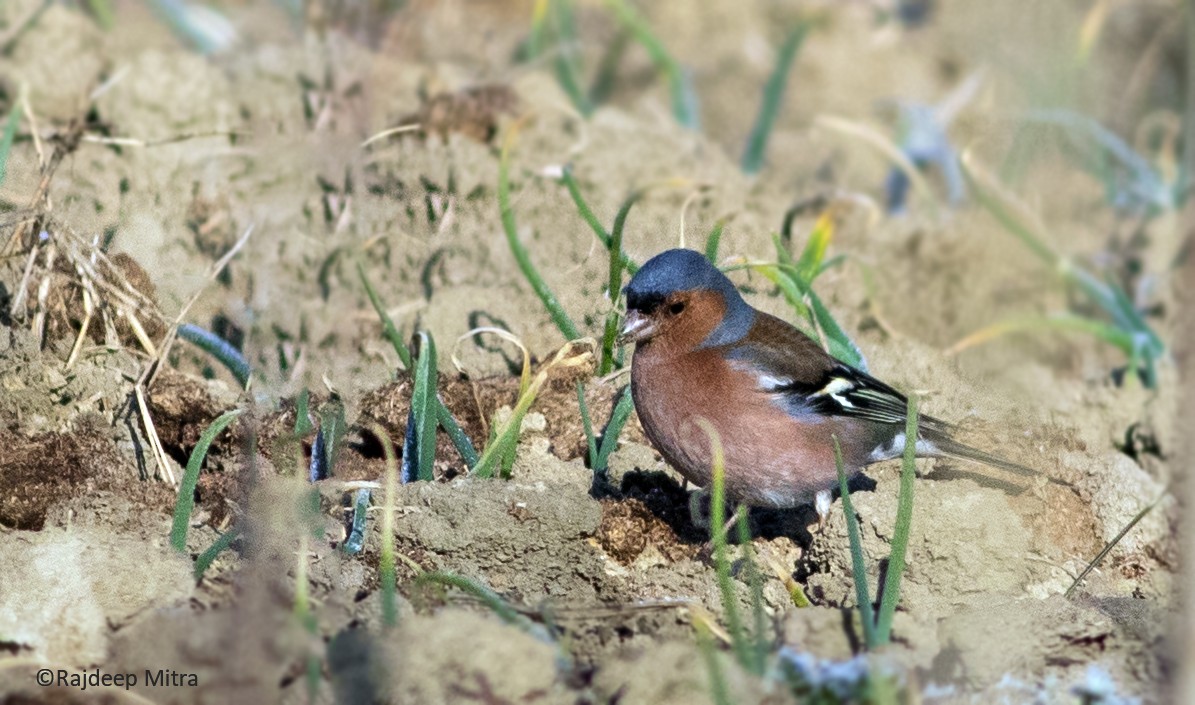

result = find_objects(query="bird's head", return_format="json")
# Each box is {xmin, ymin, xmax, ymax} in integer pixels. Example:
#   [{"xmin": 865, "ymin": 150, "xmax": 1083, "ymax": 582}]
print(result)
[{"xmin": 618, "ymin": 249, "xmax": 755, "ymax": 350}]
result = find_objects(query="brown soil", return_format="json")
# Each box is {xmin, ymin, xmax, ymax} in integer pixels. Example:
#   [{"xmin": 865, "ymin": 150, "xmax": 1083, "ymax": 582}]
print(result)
[{"xmin": 0, "ymin": 1, "xmax": 1182, "ymax": 703}]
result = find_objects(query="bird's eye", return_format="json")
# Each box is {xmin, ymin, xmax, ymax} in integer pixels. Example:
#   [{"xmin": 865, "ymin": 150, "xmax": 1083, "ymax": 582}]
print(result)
[{"xmin": 669, "ymin": 301, "xmax": 686, "ymax": 315}]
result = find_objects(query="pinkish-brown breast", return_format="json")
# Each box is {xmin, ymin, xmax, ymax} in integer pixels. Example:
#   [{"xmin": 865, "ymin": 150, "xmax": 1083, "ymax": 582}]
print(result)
[{"xmin": 631, "ymin": 345, "xmax": 866, "ymax": 508}]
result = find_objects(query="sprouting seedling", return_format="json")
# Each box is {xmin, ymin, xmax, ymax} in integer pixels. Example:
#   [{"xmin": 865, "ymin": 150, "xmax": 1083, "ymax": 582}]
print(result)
[
  {"xmin": 358, "ymin": 265, "xmax": 479, "ymax": 467},
  {"xmin": 370, "ymin": 423, "xmax": 401, "ymax": 627},
  {"xmin": 401, "ymin": 332, "xmax": 438, "ymax": 483},
  {"xmin": 177, "ymin": 323, "xmax": 251, "ymax": 389},
  {"xmin": 604, "ymin": 0, "xmax": 699, "ymax": 129},
  {"xmin": 1017, "ymin": 109, "xmax": 1182, "ymax": 215},
  {"xmin": 341, "ymin": 488, "xmax": 372, "ymax": 556},
  {"xmin": 466, "ymin": 335, "xmax": 596, "ymax": 479},
  {"xmin": 526, "ymin": 0, "xmax": 592, "ymax": 117},
  {"xmin": 832, "ymin": 394, "xmax": 919, "ymax": 650},
  {"xmin": 577, "ymin": 384, "xmax": 634, "ymax": 480},
  {"xmin": 310, "ymin": 396, "xmax": 346, "ymax": 482},
  {"xmin": 170, "ymin": 408, "xmax": 243, "ymax": 553},
  {"xmin": 956, "ymin": 150, "xmax": 1165, "ymax": 387},
  {"xmin": 741, "ymin": 22, "xmax": 812, "ymax": 175},
  {"xmin": 500, "ymin": 120, "xmax": 582, "ymax": 342},
  {"xmin": 193, "ymin": 526, "xmax": 241, "ymax": 580},
  {"xmin": 695, "ymin": 418, "xmax": 770, "ymax": 675},
  {"xmin": 729, "ymin": 211, "xmax": 867, "ymax": 371}
]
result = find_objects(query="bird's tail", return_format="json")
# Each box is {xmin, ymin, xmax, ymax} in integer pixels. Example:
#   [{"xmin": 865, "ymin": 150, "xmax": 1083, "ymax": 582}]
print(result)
[{"xmin": 923, "ymin": 432, "xmax": 1045, "ymax": 479}]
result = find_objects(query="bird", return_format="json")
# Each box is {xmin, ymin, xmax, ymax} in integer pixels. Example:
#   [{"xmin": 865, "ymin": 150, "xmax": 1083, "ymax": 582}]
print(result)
[{"xmin": 617, "ymin": 248, "xmax": 1043, "ymax": 516}]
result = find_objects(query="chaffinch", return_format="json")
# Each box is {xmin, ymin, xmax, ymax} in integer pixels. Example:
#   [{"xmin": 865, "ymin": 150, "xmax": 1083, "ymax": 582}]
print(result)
[{"xmin": 618, "ymin": 248, "xmax": 1040, "ymax": 513}]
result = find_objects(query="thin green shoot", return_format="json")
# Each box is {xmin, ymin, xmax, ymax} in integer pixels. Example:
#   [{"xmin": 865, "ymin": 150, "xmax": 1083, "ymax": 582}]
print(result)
[
  {"xmin": 734, "ymin": 505, "xmax": 769, "ymax": 674},
  {"xmin": 500, "ymin": 121, "xmax": 581, "ymax": 341},
  {"xmin": 170, "ymin": 409, "xmax": 243, "ymax": 552},
  {"xmin": 604, "ymin": 0, "xmax": 699, "ymax": 128},
  {"xmin": 360, "ymin": 265, "xmax": 477, "ymax": 466},
  {"xmin": 960, "ymin": 150, "xmax": 1164, "ymax": 386},
  {"xmin": 177, "ymin": 323, "xmax": 251, "ymax": 389},
  {"xmin": 357, "ymin": 262, "xmax": 413, "ymax": 369},
  {"xmin": 697, "ymin": 419, "xmax": 751, "ymax": 670},
  {"xmin": 293, "ymin": 388, "xmax": 313, "ymax": 436},
  {"xmin": 85, "ymin": 0, "xmax": 115, "ymax": 29},
  {"xmin": 741, "ymin": 22, "xmax": 811, "ymax": 174},
  {"xmin": 593, "ymin": 386, "xmax": 634, "ymax": 474},
  {"xmin": 704, "ymin": 218, "xmax": 726, "ymax": 264},
  {"xmin": 694, "ymin": 615, "xmax": 733, "ymax": 705},
  {"xmin": 549, "ymin": 0, "xmax": 592, "ymax": 116},
  {"xmin": 370, "ymin": 423, "xmax": 401, "ymax": 627},
  {"xmin": 527, "ymin": 0, "xmax": 550, "ymax": 58},
  {"xmin": 599, "ymin": 189, "xmax": 644, "ymax": 374},
  {"xmin": 416, "ymin": 572, "xmax": 531, "ymax": 630},
  {"xmin": 588, "ymin": 30, "xmax": 630, "ymax": 106},
  {"xmin": 0, "ymin": 98, "xmax": 20, "ymax": 187},
  {"xmin": 293, "ymin": 531, "xmax": 321, "ymax": 701},
  {"xmin": 874, "ymin": 394, "xmax": 918, "ymax": 645},
  {"xmin": 1065, "ymin": 489, "xmax": 1168, "ymax": 598},
  {"xmin": 313, "ymin": 397, "xmax": 346, "ymax": 480},
  {"xmin": 411, "ymin": 332, "xmax": 439, "ymax": 482},
  {"xmin": 558, "ymin": 167, "xmax": 639, "ymax": 275},
  {"xmin": 193, "ymin": 526, "xmax": 241, "ymax": 580},
  {"xmin": 341, "ymin": 488, "xmax": 371, "ymax": 555},
  {"xmin": 473, "ymin": 339, "xmax": 595, "ymax": 478},
  {"xmin": 834, "ymin": 434, "xmax": 876, "ymax": 648},
  {"xmin": 436, "ymin": 400, "xmax": 479, "ymax": 469}
]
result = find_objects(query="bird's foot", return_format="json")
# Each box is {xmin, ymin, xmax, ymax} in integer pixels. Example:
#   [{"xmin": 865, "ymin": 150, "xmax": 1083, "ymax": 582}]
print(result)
[{"xmin": 814, "ymin": 489, "xmax": 833, "ymax": 532}]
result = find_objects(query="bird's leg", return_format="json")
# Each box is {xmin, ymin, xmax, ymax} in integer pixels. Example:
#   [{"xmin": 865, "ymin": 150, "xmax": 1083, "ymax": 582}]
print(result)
[
  {"xmin": 814, "ymin": 489, "xmax": 833, "ymax": 532},
  {"xmin": 688, "ymin": 488, "xmax": 710, "ymax": 530}
]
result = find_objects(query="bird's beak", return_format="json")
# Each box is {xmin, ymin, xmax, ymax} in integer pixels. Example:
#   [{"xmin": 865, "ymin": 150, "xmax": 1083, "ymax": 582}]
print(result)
[{"xmin": 617, "ymin": 310, "xmax": 655, "ymax": 346}]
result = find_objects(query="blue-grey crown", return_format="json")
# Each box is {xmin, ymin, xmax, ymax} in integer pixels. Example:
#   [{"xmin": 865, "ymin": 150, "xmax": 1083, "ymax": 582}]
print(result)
[{"xmin": 623, "ymin": 249, "xmax": 754, "ymax": 347}]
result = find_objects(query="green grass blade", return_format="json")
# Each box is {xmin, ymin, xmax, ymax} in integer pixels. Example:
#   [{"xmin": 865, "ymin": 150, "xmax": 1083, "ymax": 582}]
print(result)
[
  {"xmin": 605, "ymin": 0, "xmax": 699, "ymax": 128},
  {"xmin": 358, "ymin": 262, "xmax": 413, "ymax": 369},
  {"xmin": 948, "ymin": 312, "xmax": 1138, "ymax": 358},
  {"xmin": 193, "ymin": 526, "xmax": 241, "ymax": 580},
  {"xmin": 704, "ymin": 218, "xmax": 726, "ymax": 263},
  {"xmin": 599, "ymin": 190, "xmax": 643, "ymax": 374},
  {"xmin": 793, "ymin": 212, "xmax": 834, "ymax": 284},
  {"xmin": 436, "ymin": 398, "xmax": 479, "ymax": 469},
  {"xmin": 701, "ymin": 420, "xmax": 751, "ymax": 668},
  {"xmin": 834, "ymin": 434, "xmax": 876, "ymax": 648},
  {"xmin": 0, "ymin": 98, "xmax": 20, "ymax": 187},
  {"xmin": 416, "ymin": 572, "xmax": 532, "ymax": 630},
  {"xmin": 500, "ymin": 124, "xmax": 581, "ymax": 341},
  {"xmin": 695, "ymin": 618, "xmax": 733, "ymax": 705},
  {"xmin": 594, "ymin": 385, "xmax": 634, "ymax": 473},
  {"xmin": 527, "ymin": 0, "xmax": 550, "ymax": 58},
  {"xmin": 551, "ymin": 0, "xmax": 593, "ymax": 116},
  {"xmin": 293, "ymin": 388, "xmax": 313, "ymax": 436},
  {"xmin": 741, "ymin": 23, "xmax": 810, "ymax": 174},
  {"xmin": 559, "ymin": 167, "xmax": 639, "ymax": 275},
  {"xmin": 588, "ymin": 30, "xmax": 629, "ymax": 105},
  {"xmin": 807, "ymin": 288, "xmax": 866, "ymax": 370},
  {"xmin": 177, "ymin": 324, "xmax": 251, "ymax": 389},
  {"xmin": 341, "ymin": 488, "xmax": 372, "ymax": 555},
  {"xmin": 171, "ymin": 409, "xmax": 243, "ymax": 552},
  {"xmin": 734, "ymin": 505, "xmax": 768, "ymax": 674},
  {"xmin": 412, "ymin": 332, "xmax": 439, "ymax": 482},
  {"xmin": 874, "ymin": 394, "xmax": 917, "ymax": 645}
]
